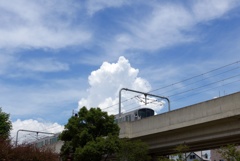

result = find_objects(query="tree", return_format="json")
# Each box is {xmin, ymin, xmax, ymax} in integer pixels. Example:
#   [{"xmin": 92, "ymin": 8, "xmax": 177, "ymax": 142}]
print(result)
[
  {"xmin": 174, "ymin": 144, "xmax": 189, "ymax": 161},
  {"xmin": 218, "ymin": 144, "xmax": 240, "ymax": 161},
  {"xmin": 116, "ymin": 139, "xmax": 151, "ymax": 161},
  {"xmin": 0, "ymin": 137, "xmax": 59, "ymax": 161},
  {"xmin": 74, "ymin": 135, "xmax": 120, "ymax": 161},
  {"xmin": 59, "ymin": 107, "xmax": 120, "ymax": 161},
  {"xmin": 0, "ymin": 107, "xmax": 12, "ymax": 139}
]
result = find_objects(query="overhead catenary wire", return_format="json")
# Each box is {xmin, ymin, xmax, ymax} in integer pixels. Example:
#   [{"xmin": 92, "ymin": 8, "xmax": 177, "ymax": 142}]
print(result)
[
  {"xmin": 155, "ymin": 65, "xmax": 240, "ymax": 96},
  {"xmin": 124, "ymin": 100, "xmax": 164, "ymax": 113},
  {"xmin": 16, "ymin": 133, "xmax": 43, "ymax": 144},
  {"xmin": 123, "ymin": 75, "xmax": 240, "ymax": 114},
  {"xmin": 166, "ymin": 73, "xmax": 240, "ymax": 98},
  {"xmin": 101, "ymin": 60, "xmax": 240, "ymax": 112},
  {"xmin": 149, "ymin": 60, "xmax": 240, "ymax": 93},
  {"xmin": 101, "ymin": 95, "xmax": 138, "ymax": 111},
  {"xmin": 171, "ymin": 78, "xmax": 240, "ymax": 103}
]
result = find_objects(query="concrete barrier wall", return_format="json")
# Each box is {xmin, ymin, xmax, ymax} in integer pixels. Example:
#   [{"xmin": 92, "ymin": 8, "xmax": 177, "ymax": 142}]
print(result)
[{"xmin": 119, "ymin": 92, "xmax": 240, "ymax": 138}]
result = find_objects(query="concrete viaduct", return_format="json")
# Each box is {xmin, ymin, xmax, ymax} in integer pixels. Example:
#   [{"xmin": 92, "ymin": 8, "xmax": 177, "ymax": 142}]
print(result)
[{"xmin": 118, "ymin": 92, "xmax": 240, "ymax": 156}]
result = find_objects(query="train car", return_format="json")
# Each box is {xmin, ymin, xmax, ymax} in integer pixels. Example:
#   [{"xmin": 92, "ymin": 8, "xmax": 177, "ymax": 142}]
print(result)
[{"xmin": 114, "ymin": 108, "xmax": 154, "ymax": 123}]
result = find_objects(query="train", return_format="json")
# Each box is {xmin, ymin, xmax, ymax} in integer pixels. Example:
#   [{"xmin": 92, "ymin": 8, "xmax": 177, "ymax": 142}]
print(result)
[{"xmin": 114, "ymin": 107, "xmax": 154, "ymax": 123}]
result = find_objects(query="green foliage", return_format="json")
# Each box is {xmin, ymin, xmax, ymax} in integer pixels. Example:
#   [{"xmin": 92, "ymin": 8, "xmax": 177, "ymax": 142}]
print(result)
[
  {"xmin": 218, "ymin": 144, "xmax": 240, "ymax": 161},
  {"xmin": 0, "ymin": 107, "xmax": 12, "ymax": 139},
  {"xmin": 59, "ymin": 107, "xmax": 152, "ymax": 161},
  {"xmin": 75, "ymin": 135, "xmax": 120, "ymax": 161},
  {"xmin": 116, "ymin": 139, "xmax": 151, "ymax": 161},
  {"xmin": 59, "ymin": 107, "xmax": 120, "ymax": 161},
  {"xmin": 156, "ymin": 144, "xmax": 190, "ymax": 161},
  {"xmin": 174, "ymin": 144, "xmax": 189, "ymax": 154},
  {"xmin": 158, "ymin": 156, "xmax": 174, "ymax": 161},
  {"xmin": 174, "ymin": 144, "xmax": 189, "ymax": 161}
]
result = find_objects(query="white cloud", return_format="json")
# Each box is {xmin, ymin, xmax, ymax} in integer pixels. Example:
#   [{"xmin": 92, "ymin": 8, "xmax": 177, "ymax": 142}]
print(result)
[
  {"xmin": 0, "ymin": 53, "xmax": 69, "ymax": 75},
  {"xmin": 104, "ymin": 0, "xmax": 239, "ymax": 55},
  {"xmin": 78, "ymin": 56, "xmax": 164, "ymax": 114},
  {"xmin": 86, "ymin": 0, "xmax": 129, "ymax": 15},
  {"xmin": 104, "ymin": 4, "xmax": 193, "ymax": 54},
  {"xmin": 192, "ymin": 0, "xmax": 238, "ymax": 21},
  {"xmin": 11, "ymin": 119, "xmax": 64, "ymax": 144},
  {"xmin": 17, "ymin": 58, "xmax": 69, "ymax": 72},
  {"xmin": 0, "ymin": 0, "xmax": 91, "ymax": 49}
]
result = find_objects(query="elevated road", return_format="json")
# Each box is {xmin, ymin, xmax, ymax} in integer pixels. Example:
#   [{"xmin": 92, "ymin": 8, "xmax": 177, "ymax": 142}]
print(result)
[{"xmin": 118, "ymin": 92, "xmax": 240, "ymax": 155}]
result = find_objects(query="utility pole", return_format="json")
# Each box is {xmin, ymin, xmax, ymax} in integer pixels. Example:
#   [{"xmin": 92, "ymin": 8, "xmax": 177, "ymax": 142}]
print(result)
[{"xmin": 119, "ymin": 88, "xmax": 170, "ymax": 118}]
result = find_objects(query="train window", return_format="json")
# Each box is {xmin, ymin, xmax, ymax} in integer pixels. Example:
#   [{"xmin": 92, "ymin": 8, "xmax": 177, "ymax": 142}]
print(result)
[
  {"xmin": 134, "ymin": 112, "xmax": 138, "ymax": 120},
  {"xmin": 125, "ymin": 115, "xmax": 131, "ymax": 122},
  {"xmin": 129, "ymin": 115, "xmax": 131, "ymax": 121},
  {"xmin": 45, "ymin": 139, "xmax": 49, "ymax": 145},
  {"xmin": 138, "ymin": 109, "xmax": 154, "ymax": 119},
  {"xmin": 146, "ymin": 109, "xmax": 154, "ymax": 117},
  {"xmin": 138, "ymin": 110, "xmax": 145, "ymax": 118},
  {"xmin": 37, "ymin": 141, "xmax": 43, "ymax": 148},
  {"xmin": 50, "ymin": 137, "xmax": 58, "ymax": 144},
  {"xmin": 134, "ymin": 112, "xmax": 138, "ymax": 117},
  {"xmin": 118, "ymin": 117, "xmax": 123, "ymax": 123}
]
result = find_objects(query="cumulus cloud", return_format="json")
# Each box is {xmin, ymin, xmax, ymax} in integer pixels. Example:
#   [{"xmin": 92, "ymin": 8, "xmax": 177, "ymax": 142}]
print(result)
[
  {"xmin": 11, "ymin": 119, "xmax": 64, "ymax": 144},
  {"xmin": 0, "ymin": 0, "xmax": 91, "ymax": 49},
  {"xmin": 78, "ymin": 56, "xmax": 164, "ymax": 114}
]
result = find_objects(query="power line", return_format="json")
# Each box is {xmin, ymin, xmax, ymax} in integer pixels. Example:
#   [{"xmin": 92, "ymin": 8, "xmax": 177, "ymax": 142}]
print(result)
[
  {"xmin": 149, "ymin": 60, "xmax": 240, "ymax": 93},
  {"xmin": 101, "ymin": 96, "xmax": 137, "ymax": 111},
  {"xmin": 124, "ymin": 100, "xmax": 164, "ymax": 113},
  {"xmin": 167, "ymin": 73, "xmax": 240, "ymax": 98},
  {"xmin": 113, "ymin": 82, "xmax": 239, "ymax": 115},
  {"xmin": 155, "ymin": 65, "xmax": 240, "ymax": 96},
  {"xmin": 101, "ymin": 60, "xmax": 240, "ymax": 112},
  {"xmin": 171, "ymin": 78, "xmax": 240, "ymax": 103}
]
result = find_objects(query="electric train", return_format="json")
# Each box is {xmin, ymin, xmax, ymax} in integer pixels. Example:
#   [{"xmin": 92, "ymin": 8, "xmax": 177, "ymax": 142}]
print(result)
[{"xmin": 114, "ymin": 108, "xmax": 154, "ymax": 123}]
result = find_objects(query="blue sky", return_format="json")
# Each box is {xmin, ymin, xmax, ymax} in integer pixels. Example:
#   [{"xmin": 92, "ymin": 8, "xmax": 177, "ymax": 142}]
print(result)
[{"xmin": 0, "ymin": 0, "xmax": 240, "ymax": 140}]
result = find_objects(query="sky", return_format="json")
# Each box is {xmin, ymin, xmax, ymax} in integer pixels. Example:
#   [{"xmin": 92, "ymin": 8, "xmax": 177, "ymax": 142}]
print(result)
[{"xmin": 0, "ymin": 0, "xmax": 240, "ymax": 143}]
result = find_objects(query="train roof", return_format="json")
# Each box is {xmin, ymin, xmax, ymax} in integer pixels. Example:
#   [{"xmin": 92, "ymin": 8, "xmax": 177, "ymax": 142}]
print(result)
[{"xmin": 114, "ymin": 107, "xmax": 154, "ymax": 118}]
